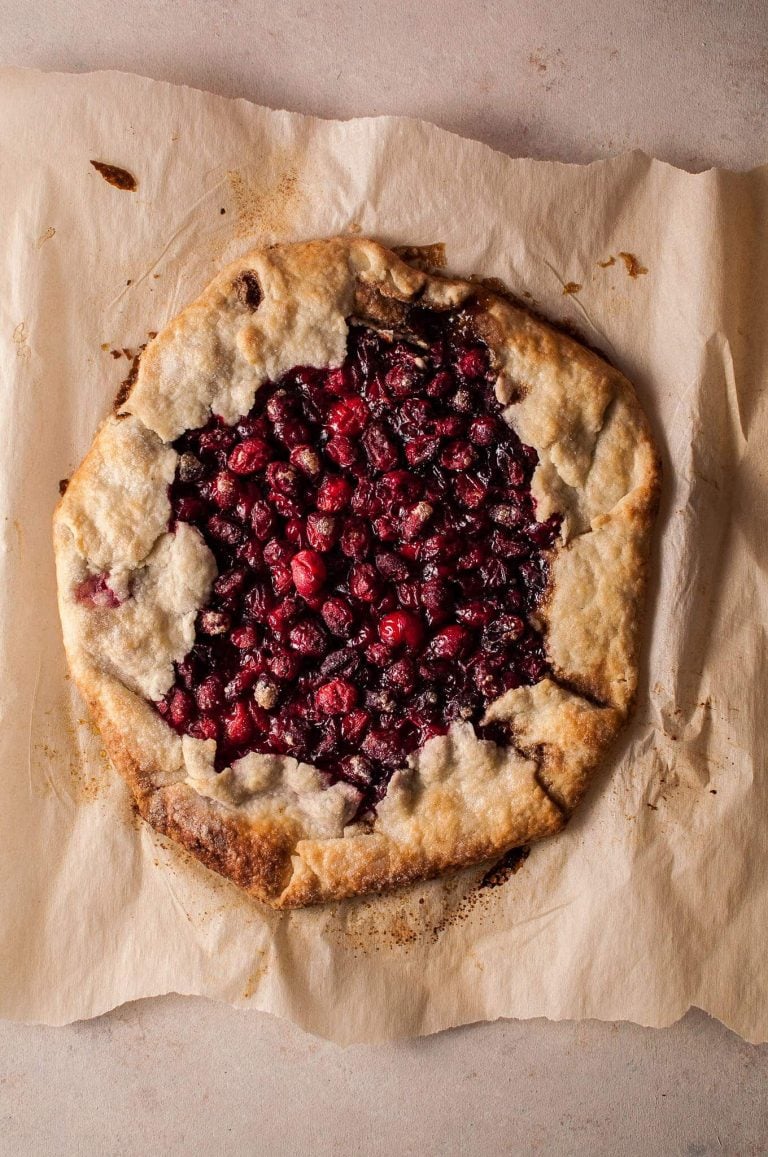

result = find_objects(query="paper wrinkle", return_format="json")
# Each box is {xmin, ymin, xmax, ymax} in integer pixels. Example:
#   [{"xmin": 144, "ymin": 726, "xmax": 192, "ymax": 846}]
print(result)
[{"xmin": 1, "ymin": 68, "xmax": 767, "ymax": 1044}]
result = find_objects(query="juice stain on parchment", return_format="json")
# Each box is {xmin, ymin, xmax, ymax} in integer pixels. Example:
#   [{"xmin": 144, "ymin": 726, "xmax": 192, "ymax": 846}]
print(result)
[
  {"xmin": 227, "ymin": 167, "xmax": 304, "ymax": 240},
  {"xmin": 333, "ymin": 847, "xmax": 533, "ymax": 955}
]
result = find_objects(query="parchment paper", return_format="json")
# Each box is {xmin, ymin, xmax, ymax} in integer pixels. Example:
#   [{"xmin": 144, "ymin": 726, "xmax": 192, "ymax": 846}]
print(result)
[{"xmin": 1, "ymin": 68, "xmax": 766, "ymax": 1044}]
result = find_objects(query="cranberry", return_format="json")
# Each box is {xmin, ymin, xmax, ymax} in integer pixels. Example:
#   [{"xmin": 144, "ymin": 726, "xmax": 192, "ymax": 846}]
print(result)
[
  {"xmin": 382, "ymin": 657, "xmax": 417, "ymax": 695},
  {"xmin": 228, "ymin": 437, "xmax": 272, "ymax": 475},
  {"xmin": 223, "ymin": 701, "xmax": 253, "ymax": 746},
  {"xmin": 340, "ymin": 517, "xmax": 372, "ymax": 559},
  {"xmin": 316, "ymin": 679, "xmax": 358, "ymax": 715},
  {"xmin": 268, "ymin": 649, "xmax": 301, "ymax": 682},
  {"xmin": 75, "ymin": 573, "xmax": 121, "ymax": 608},
  {"xmin": 289, "ymin": 618, "xmax": 328, "ymax": 657},
  {"xmin": 385, "ymin": 363, "xmax": 422, "ymax": 397},
  {"xmin": 374, "ymin": 551, "xmax": 410, "ymax": 581},
  {"xmin": 189, "ymin": 716, "xmax": 218, "ymax": 741},
  {"xmin": 321, "ymin": 596, "xmax": 356, "ymax": 637},
  {"xmin": 455, "ymin": 475, "xmax": 489, "ymax": 508},
  {"xmin": 306, "ymin": 512, "xmax": 339, "ymax": 552},
  {"xmin": 349, "ymin": 562, "xmax": 383, "ymax": 602},
  {"xmin": 404, "ymin": 435, "xmax": 440, "ymax": 466},
  {"xmin": 341, "ymin": 709, "xmax": 371, "ymax": 745},
  {"xmin": 270, "ymin": 563, "xmax": 293, "ymax": 597},
  {"xmin": 440, "ymin": 440, "xmax": 476, "ymax": 471},
  {"xmin": 325, "ymin": 435, "xmax": 358, "ymax": 467},
  {"xmin": 206, "ymin": 515, "xmax": 243, "ymax": 546},
  {"xmin": 456, "ymin": 600, "xmax": 494, "ymax": 628},
  {"xmin": 379, "ymin": 611, "xmax": 424, "ymax": 651},
  {"xmin": 427, "ymin": 625, "xmax": 472, "ymax": 660},
  {"xmin": 350, "ymin": 479, "xmax": 381, "ymax": 518},
  {"xmin": 213, "ymin": 567, "xmax": 248, "ymax": 601},
  {"xmin": 250, "ymin": 500, "xmax": 275, "ymax": 540},
  {"xmin": 372, "ymin": 514, "xmax": 398, "ymax": 542},
  {"xmin": 362, "ymin": 423, "xmax": 399, "ymax": 472},
  {"xmin": 168, "ymin": 689, "xmax": 194, "ymax": 729},
  {"xmin": 266, "ymin": 390, "xmax": 296, "ymax": 423},
  {"xmin": 469, "ymin": 415, "xmax": 498, "ymax": 445},
  {"xmin": 327, "ymin": 396, "xmax": 369, "ymax": 436},
  {"xmin": 316, "ymin": 474, "xmax": 353, "ymax": 512},
  {"xmin": 231, "ymin": 625, "xmax": 258, "ymax": 650},
  {"xmin": 274, "ymin": 418, "xmax": 310, "ymax": 448},
  {"xmin": 457, "ymin": 348, "xmax": 487, "ymax": 378},
  {"xmin": 174, "ymin": 496, "xmax": 205, "ymax": 523},
  {"xmin": 426, "ymin": 370, "xmax": 454, "ymax": 397},
  {"xmin": 195, "ymin": 676, "xmax": 224, "ymax": 713},
  {"xmin": 433, "ymin": 415, "xmax": 465, "ymax": 437},
  {"xmin": 289, "ymin": 445, "xmax": 321, "ymax": 476},
  {"xmin": 400, "ymin": 501, "xmax": 434, "ymax": 541},
  {"xmin": 210, "ymin": 471, "xmax": 240, "ymax": 509},
  {"xmin": 291, "ymin": 549, "xmax": 327, "ymax": 597}
]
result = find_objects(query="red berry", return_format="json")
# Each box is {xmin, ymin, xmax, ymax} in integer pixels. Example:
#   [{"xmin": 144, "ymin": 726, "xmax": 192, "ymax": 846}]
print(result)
[
  {"xmin": 327, "ymin": 396, "xmax": 369, "ymax": 436},
  {"xmin": 228, "ymin": 437, "xmax": 272, "ymax": 474},
  {"xmin": 315, "ymin": 679, "xmax": 358, "ymax": 715},
  {"xmin": 325, "ymin": 434, "xmax": 358, "ymax": 467},
  {"xmin": 427, "ymin": 625, "xmax": 472, "ymax": 660},
  {"xmin": 291, "ymin": 549, "xmax": 327, "ymax": 597},
  {"xmin": 378, "ymin": 611, "xmax": 424, "ymax": 652},
  {"xmin": 250, "ymin": 500, "xmax": 275, "ymax": 540},
  {"xmin": 440, "ymin": 440, "xmax": 476, "ymax": 471},
  {"xmin": 210, "ymin": 471, "xmax": 241, "ymax": 509},
  {"xmin": 316, "ymin": 474, "xmax": 353, "ymax": 512},
  {"xmin": 349, "ymin": 563, "xmax": 383, "ymax": 603},
  {"xmin": 289, "ymin": 445, "xmax": 321, "ymax": 476},
  {"xmin": 321, "ymin": 597, "xmax": 356, "ymax": 637},
  {"xmin": 457, "ymin": 347, "xmax": 487, "ymax": 379},
  {"xmin": 306, "ymin": 512, "xmax": 339, "ymax": 552},
  {"xmin": 223, "ymin": 701, "xmax": 253, "ymax": 746},
  {"xmin": 168, "ymin": 689, "xmax": 194, "ymax": 729},
  {"xmin": 289, "ymin": 617, "xmax": 328, "ymax": 656},
  {"xmin": 231, "ymin": 625, "xmax": 258, "ymax": 650}
]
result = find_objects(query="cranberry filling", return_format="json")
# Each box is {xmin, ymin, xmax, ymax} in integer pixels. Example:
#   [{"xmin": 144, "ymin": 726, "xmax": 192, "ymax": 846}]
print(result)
[{"xmin": 156, "ymin": 304, "xmax": 560, "ymax": 814}]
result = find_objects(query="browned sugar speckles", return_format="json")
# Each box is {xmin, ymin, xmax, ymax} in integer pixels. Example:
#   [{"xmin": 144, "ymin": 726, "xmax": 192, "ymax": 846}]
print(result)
[
  {"xmin": 598, "ymin": 256, "xmax": 616, "ymax": 268},
  {"xmin": 619, "ymin": 252, "xmax": 649, "ymax": 278},
  {"xmin": 227, "ymin": 167, "xmax": 303, "ymax": 240},
  {"xmin": 90, "ymin": 160, "xmax": 138, "ymax": 191},
  {"xmin": 562, "ymin": 282, "xmax": 582, "ymax": 296},
  {"xmin": 58, "ymin": 478, "xmax": 69, "ymax": 496},
  {"xmin": 35, "ymin": 226, "xmax": 56, "ymax": 249}
]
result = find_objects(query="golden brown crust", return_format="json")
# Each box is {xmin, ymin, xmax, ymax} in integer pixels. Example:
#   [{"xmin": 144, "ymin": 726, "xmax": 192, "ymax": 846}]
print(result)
[{"xmin": 53, "ymin": 236, "xmax": 660, "ymax": 907}]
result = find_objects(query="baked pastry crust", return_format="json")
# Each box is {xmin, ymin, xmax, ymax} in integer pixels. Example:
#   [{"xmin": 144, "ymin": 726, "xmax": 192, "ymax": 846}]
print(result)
[{"xmin": 53, "ymin": 237, "xmax": 660, "ymax": 907}]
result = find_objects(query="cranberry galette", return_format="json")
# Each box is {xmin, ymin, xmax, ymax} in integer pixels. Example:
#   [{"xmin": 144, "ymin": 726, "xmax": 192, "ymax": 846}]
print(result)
[{"xmin": 54, "ymin": 238, "xmax": 659, "ymax": 907}]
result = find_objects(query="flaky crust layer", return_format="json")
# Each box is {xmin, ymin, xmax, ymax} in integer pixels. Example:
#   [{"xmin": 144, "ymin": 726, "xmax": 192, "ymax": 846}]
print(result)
[{"xmin": 53, "ymin": 237, "xmax": 660, "ymax": 907}]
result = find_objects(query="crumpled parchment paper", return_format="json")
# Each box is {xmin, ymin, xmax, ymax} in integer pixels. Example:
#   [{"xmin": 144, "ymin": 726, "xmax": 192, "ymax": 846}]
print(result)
[{"xmin": 1, "ymin": 67, "xmax": 766, "ymax": 1043}]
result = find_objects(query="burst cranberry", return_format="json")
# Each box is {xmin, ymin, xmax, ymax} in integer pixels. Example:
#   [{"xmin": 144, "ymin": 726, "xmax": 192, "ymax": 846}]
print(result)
[
  {"xmin": 266, "ymin": 462, "xmax": 299, "ymax": 495},
  {"xmin": 174, "ymin": 496, "xmax": 205, "ymax": 523},
  {"xmin": 325, "ymin": 365, "xmax": 352, "ymax": 395},
  {"xmin": 385, "ymin": 363, "xmax": 422, "ymax": 397},
  {"xmin": 383, "ymin": 657, "xmax": 417, "ymax": 695},
  {"xmin": 306, "ymin": 512, "xmax": 339, "ymax": 552},
  {"xmin": 427, "ymin": 625, "xmax": 472, "ymax": 660},
  {"xmin": 455, "ymin": 475, "xmax": 489, "ymax": 508},
  {"xmin": 433, "ymin": 415, "xmax": 465, "ymax": 437},
  {"xmin": 315, "ymin": 679, "xmax": 358, "ymax": 715},
  {"xmin": 168, "ymin": 689, "xmax": 194, "ymax": 729},
  {"xmin": 379, "ymin": 611, "xmax": 424, "ymax": 652},
  {"xmin": 189, "ymin": 716, "xmax": 218, "ymax": 741},
  {"xmin": 290, "ymin": 549, "xmax": 327, "ymax": 596},
  {"xmin": 274, "ymin": 418, "xmax": 310, "ymax": 448},
  {"xmin": 321, "ymin": 596, "xmax": 355, "ymax": 637},
  {"xmin": 223, "ymin": 701, "xmax": 253, "ymax": 746},
  {"xmin": 349, "ymin": 562, "xmax": 383, "ymax": 602},
  {"xmin": 440, "ymin": 440, "xmax": 476, "ymax": 471},
  {"xmin": 404, "ymin": 435, "xmax": 440, "ymax": 466},
  {"xmin": 426, "ymin": 370, "xmax": 454, "ymax": 397},
  {"xmin": 289, "ymin": 445, "xmax": 321, "ymax": 476},
  {"xmin": 231, "ymin": 625, "xmax": 258, "ymax": 650},
  {"xmin": 250, "ymin": 500, "xmax": 275, "ymax": 540},
  {"xmin": 325, "ymin": 435, "xmax": 358, "ymax": 467},
  {"xmin": 400, "ymin": 501, "xmax": 434, "ymax": 541},
  {"xmin": 457, "ymin": 348, "xmax": 487, "ymax": 378},
  {"xmin": 350, "ymin": 478, "xmax": 381, "ymax": 518},
  {"xmin": 206, "ymin": 515, "xmax": 243, "ymax": 546},
  {"xmin": 268, "ymin": 649, "xmax": 301, "ymax": 682},
  {"xmin": 374, "ymin": 551, "xmax": 410, "ymax": 581},
  {"xmin": 372, "ymin": 514, "xmax": 398, "ymax": 542},
  {"xmin": 362, "ymin": 423, "xmax": 399, "ymax": 471},
  {"xmin": 340, "ymin": 517, "xmax": 372, "ymax": 559},
  {"xmin": 213, "ymin": 567, "xmax": 248, "ymax": 601},
  {"xmin": 289, "ymin": 618, "xmax": 328, "ymax": 657},
  {"xmin": 228, "ymin": 437, "xmax": 271, "ymax": 475},
  {"xmin": 266, "ymin": 595, "xmax": 301, "ymax": 634},
  {"xmin": 327, "ymin": 396, "xmax": 369, "ymax": 436},
  {"xmin": 341, "ymin": 709, "xmax": 371, "ymax": 745},
  {"xmin": 316, "ymin": 474, "xmax": 353, "ymax": 512},
  {"xmin": 266, "ymin": 390, "xmax": 296, "ymax": 423},
  {"xmin": 198, "ymin": 426, "xmax": 235, "ymax": 454},
  {"xmin": 469, "ymin": 415, "xmax": 499, "ymax": 445},
  {"xmin": 75, "ymin": 573, "xmax": 121, "ymax": 608},
  {"xmin": 195, "ymin": 676, "xmax": 224, "ymax": 713},
  {"xmin": 210, "ymin": 471, "xmax": 240, "ymax": 509},
  {"xmin": 270, "ymin": 563, "xmax": 293, "ymax": 597},
  {"xmin": 456, "ymin": 600, "xmax": 495, "ymax": 628}
]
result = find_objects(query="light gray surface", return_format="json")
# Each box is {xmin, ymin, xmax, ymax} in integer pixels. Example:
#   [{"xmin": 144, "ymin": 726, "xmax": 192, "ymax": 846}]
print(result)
[{"xmin": 1, "ymin": 2, "xmax": 767, "ymax": 1154}]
